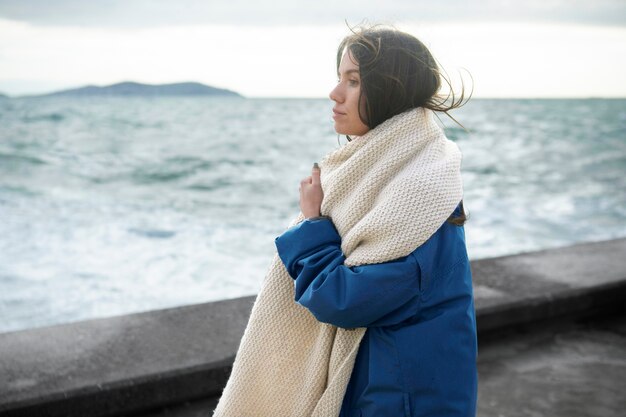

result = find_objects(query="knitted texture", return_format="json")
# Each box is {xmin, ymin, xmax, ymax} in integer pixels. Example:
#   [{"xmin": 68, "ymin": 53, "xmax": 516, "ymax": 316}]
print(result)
[{"xmin": 212, "ymin": 106, "xmax": 463, "ymax": 417}]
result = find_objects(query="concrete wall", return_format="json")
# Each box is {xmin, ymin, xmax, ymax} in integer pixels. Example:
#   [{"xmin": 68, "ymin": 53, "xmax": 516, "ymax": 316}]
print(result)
[{"xmin": 1, "ymin": 237, "xmax": 625, "ymax": 417}]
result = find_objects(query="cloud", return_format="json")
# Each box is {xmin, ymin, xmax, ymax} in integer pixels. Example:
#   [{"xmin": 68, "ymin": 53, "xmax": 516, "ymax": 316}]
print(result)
[
  {"xmin": 1, "ymin": 17, "xmax": 625, "ymax": 98},
  {"xmin": 0, "ymin": 0, "xmax": 625, "ymax": 28}
]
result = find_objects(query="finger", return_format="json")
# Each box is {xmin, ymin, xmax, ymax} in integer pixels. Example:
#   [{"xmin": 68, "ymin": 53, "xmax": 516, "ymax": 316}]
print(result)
[{"xmin": 311, "ymin": 162, "xmax": 321, "ymax": 185}]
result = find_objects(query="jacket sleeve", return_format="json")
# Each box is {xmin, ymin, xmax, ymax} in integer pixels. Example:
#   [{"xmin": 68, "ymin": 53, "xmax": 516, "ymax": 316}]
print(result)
[{"xmin": 274, "ymin": 217, "xmax": 422, "ymax": 329}]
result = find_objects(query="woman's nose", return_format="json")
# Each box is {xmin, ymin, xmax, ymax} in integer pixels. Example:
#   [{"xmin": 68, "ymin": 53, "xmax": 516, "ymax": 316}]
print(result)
[{"xmin": 329, "ymin": 84, "xmax": 342, "ymax": 102}]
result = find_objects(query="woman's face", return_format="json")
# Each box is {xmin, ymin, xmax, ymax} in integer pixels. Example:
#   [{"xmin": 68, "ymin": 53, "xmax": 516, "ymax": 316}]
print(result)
[{"xmin": 329, "ymin": 49, "xmax": 370, "ymax": 137}]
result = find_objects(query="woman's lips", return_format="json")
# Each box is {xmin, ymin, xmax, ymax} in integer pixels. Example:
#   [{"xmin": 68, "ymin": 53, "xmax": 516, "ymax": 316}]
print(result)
[{"xmin": 332, "ymin": 109, "xmax": 346, "ymax": 119}]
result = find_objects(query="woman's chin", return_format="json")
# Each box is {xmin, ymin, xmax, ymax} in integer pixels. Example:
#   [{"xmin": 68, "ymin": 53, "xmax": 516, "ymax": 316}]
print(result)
[
  {"xmin": 333, "ymin": 123, "xmax": 350, "ymax": 136},
  {"xmin": 333, "ymin": 121, "xmax": 370, "ymax": 137}
]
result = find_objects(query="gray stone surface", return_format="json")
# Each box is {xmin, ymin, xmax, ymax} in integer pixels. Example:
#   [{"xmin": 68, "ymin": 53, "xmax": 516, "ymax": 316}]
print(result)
[
  {"xmin": 1, "ymin": 237, "xmax": 625, "ymax": 416},
  {"xmin": 476, "ymin": 313, "xmax": 626, "ymax": 417},
  {"xmin": 471, "ymin": 237, "xmax": 626, "ymax": 331},
  {"xmin": 131, "ymin": 397, "xmax": 220, "ymax": 417},
  {"xmin": 138, "ymin": 313, "xmax": 626, "ymax": 417},
  {"xmin": 0, "ymin": 296, "xmax": 254, "ymax": 416}
]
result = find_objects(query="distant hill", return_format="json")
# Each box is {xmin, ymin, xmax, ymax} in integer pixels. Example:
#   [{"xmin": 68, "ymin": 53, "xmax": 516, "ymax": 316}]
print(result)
[
  {"xmin": 0, "ymin": 92, "xmax": 8, "ymax": 99},
  {"xmin": 29, "ymin": 81, "xmax": 243, "ymax": 98}
]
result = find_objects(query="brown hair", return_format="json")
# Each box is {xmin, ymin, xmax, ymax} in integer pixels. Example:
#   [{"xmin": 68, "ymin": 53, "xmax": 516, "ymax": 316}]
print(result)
[{"xmin": 336, "ymin": 22, "xmax": 472, "ymax": 226}]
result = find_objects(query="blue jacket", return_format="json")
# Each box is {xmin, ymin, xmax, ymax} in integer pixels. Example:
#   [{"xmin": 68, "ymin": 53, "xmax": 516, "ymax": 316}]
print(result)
[{"xmin": 274, "ymin": 202, "xmax": 477, "ymax": 417}]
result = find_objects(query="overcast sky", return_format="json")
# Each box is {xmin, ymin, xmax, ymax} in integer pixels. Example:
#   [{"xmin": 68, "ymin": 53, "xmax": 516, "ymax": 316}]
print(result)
[{"xmin": 1, "ymin": 0, "xmax": 625, "ymax": 97}]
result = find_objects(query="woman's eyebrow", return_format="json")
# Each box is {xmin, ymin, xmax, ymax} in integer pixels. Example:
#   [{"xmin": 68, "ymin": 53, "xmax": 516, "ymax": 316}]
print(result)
[{"xmin": 337, "ymin": 69, "xmax": 360, "ymax": 76}]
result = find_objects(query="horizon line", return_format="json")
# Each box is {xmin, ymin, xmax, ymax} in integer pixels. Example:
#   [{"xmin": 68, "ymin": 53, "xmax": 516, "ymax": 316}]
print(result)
[
  {"xmin": 2, "ymin": 94, "xmax": 625, "ymax": 100},
  {"xmin": 2, "ymin": 80, "xmax": 625, "ymax": 100}
]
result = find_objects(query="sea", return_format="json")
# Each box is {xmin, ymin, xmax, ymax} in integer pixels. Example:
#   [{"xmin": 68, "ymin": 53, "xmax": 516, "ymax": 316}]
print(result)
[{"xmin": 1, "ymin": 96, "xmax": 625, "ymax": 333}]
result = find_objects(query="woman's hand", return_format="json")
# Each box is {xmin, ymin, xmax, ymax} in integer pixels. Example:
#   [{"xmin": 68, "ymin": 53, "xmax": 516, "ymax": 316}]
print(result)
[{"xmin": 299, "ymin": 163, "xmax": 324, "ymax": 218}]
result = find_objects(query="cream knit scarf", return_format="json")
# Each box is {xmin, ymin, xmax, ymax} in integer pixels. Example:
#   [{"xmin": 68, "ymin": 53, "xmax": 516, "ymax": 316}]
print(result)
[{"xmin": 213, "ymin": 106, "xmax": 463, "ymax": 417}]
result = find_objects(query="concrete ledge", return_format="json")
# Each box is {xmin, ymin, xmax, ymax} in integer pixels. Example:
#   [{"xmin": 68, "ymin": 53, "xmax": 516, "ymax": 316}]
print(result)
[
  {"xmin": 471, "ymin": 237, "xmax": 626, "ymax": 331},
  {"xmin": 0, "ymin": 297, "xmax": 255, "ymax": 417},
  {"xmin": 1, "ymin": 237, "xmax": 625, "ymax": 417}
]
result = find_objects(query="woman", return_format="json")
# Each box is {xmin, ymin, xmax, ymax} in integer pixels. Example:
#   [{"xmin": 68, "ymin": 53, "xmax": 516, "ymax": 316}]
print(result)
[{"xmin": 214, "ymin": 23, "xmax": 476, "ymax": 417}]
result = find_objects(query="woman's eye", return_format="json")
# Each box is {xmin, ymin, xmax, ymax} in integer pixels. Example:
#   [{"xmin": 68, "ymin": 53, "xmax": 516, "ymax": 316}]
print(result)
[{"xmin": 336, "ymin": 78, "xmax": 359, "ymax": 86}]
